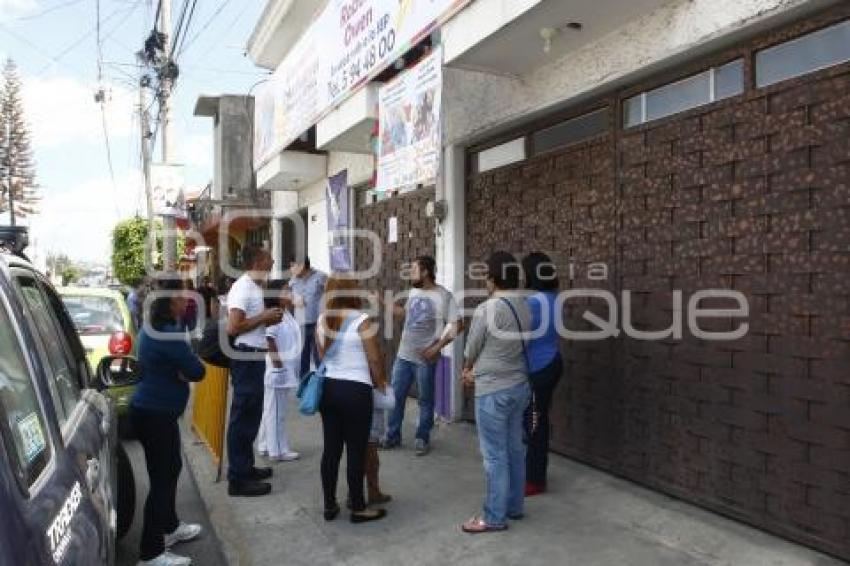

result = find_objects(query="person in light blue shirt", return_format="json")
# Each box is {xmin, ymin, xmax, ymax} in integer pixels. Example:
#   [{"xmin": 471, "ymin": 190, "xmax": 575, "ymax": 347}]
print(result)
[
  {"xmin": 522, "ymin": 252, "xmax": 563, "ymax": 496},
  {"xmin": 288, "ymin": 257, "xmax": 327, "ymax": 376}
]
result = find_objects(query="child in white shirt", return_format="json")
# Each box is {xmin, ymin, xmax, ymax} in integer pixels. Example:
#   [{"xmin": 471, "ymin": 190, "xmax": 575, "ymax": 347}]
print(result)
[{"xmin": 258, "ymin": 282, "xmax": 302, "ymax": 462}]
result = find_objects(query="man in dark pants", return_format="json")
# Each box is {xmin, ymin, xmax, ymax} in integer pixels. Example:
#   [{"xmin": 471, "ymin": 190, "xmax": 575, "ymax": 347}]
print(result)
[
  {"xmin": 226, "ymin": 246, "xmax": 283, "ymax": 497},
  {"xmin": 288, "ymin": 256, "xmax": 326, "ymax": 377}
]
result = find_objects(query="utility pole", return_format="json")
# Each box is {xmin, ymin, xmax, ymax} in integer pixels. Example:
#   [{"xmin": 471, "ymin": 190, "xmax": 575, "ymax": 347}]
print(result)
[
  {"xmin": 159, "ymin": 0, "xmax": 177, "ymax": 273},
  {"xmin": 160, "ymin": 0, "xmax": 174, "ymax": 164},
  {"xmin": 139, "ymin": 79, "xmax": 156, "ymax": 269}
]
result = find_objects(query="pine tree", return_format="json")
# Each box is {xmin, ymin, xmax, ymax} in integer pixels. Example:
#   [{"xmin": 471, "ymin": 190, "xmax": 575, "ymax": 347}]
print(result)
[{"xmin": 0, "ymin": 58, "xmax": 39, "ymax": 225}]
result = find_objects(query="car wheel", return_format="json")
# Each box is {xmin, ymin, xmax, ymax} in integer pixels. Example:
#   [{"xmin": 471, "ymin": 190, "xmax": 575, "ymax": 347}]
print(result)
[{"xmin": 116, "ymin": 442, "xmax": 135, "ymax": 540}]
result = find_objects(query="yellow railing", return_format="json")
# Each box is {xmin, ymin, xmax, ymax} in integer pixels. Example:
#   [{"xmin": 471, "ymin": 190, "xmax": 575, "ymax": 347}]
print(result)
[{"xmin": 192, "ymin": 363, "xmax": 229, "ymax": 475}]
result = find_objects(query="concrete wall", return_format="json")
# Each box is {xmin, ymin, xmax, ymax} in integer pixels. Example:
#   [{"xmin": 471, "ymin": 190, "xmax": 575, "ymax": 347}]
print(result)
[
  {"xmin": 306, "ymin": 200, "xmax": 330, "ymax": 273},
  {"xmin": 268, "ymin": 150, "xmax": 375, "ymax": 273},
  {"xmin": 442, "ymin": 0, "xmax": 835, "ymax": 146},
  {"xmin": 267, "ymin": 151, "xmax": 374, "ymax": 215},
  {"xmin": 214, "ymin": 96, "xmax": 256, "ymax": 200},
  {"xmin": 327, "ymin": 152, "xmax": 373, "ymax": 187}
]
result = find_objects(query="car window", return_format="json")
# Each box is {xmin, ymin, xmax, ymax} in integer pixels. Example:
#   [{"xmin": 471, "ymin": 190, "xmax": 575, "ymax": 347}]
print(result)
[
  {"xmin": 61, "ymin": 294, "xmax": 125, "ymax": 336},
  {"xmin": 0, "ymin": 294, "xmax": 52, "ymax": 488},
  {"xmin": 44, "ymin": 288, "xmax": 93, "ymax": 389},
  {"xmin": 17, "ymin": 276, "xmax": 82, "ymax": 427}
]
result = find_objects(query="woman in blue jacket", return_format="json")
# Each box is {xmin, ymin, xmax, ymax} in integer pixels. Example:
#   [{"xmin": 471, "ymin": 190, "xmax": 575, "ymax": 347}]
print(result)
[
  {"xmin": 130, "ymin": 279, "xmax": 206, "ymax": 566},
  {"xmin": 522, "ymin": 252, "xmax": 563, "ymax": 496}
]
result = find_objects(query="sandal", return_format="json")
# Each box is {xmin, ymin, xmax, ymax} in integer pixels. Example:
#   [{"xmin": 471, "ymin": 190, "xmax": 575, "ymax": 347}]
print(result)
[
  {"xmin": 461, "ymin": 516, "xmax": 508, "ymax": 534},
  {"xmin": 350, "ymin": 508, "xmax": 387, "ymax": 523}
]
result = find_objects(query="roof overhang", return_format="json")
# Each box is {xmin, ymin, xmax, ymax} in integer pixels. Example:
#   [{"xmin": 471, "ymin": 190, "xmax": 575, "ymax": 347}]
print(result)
[
  {"xmin": 444, "ymin": 0, "xmax": 670, "ymax": 76},
  {"xmin": 201, "ymin": 215, "xmax": 268, "ymax": 244},
  {"xmin": 246, "ymin": 0, "xmax": 324, "ymax": 70},
  {"xmin": 194, "ymin": 95, "xmax": 221, "ymax": 117},
  {"xmin": 256, "ymin": 151, "xmax": 327, "ymax": 191},
  {"xmin": 316, "ymin": 84, "xmax": 379, "ymax": 154}
]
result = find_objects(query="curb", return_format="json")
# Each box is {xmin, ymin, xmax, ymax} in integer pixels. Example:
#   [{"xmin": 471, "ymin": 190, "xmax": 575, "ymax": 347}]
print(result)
[{"xmin": 180, "ymin": 420, "xmax": 251, "ymax": 566}]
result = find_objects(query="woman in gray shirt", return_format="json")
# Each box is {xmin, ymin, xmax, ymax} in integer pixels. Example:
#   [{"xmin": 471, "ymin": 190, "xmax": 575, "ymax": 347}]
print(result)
[{"xmin": 461, "ymin": 251, "xmax": 531, "ymax": 533}]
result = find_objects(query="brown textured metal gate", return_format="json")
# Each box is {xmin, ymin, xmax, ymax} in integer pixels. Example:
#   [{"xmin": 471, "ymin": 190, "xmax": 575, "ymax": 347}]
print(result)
[
  {"xmin": 464, "ymin": 9, "xmax": 850, "ymax": 560},
  {"xmin": 464, "ymin": 132, "xmax": 618, "ymax": 427},
  {"xmin": 354, "ymin": 187, "xmax": 437, "ymax": 370}
]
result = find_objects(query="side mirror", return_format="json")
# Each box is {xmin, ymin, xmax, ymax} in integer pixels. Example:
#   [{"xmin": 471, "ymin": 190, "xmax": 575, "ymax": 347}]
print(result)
[{"xmin": 95, "ymin": 356, "xmax": 141, "ymax": 390}]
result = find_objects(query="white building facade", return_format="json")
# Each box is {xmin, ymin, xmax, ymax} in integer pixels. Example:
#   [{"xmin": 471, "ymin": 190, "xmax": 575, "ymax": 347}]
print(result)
[{"xmin": 248, "ymin": 1, "xmax": 850, "ymax": 559}]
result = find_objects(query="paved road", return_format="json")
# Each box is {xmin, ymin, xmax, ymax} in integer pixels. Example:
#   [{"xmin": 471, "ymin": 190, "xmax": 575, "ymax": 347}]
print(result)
[{"xmin": 117, "ymin": 440, "xmax": 227, "ymax": 566}]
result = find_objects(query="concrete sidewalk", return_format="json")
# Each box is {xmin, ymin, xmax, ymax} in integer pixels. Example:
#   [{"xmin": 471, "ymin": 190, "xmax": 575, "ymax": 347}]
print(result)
[{"xmin": 182, "ymin": 400, "xmax": 842, "ymax": 566}]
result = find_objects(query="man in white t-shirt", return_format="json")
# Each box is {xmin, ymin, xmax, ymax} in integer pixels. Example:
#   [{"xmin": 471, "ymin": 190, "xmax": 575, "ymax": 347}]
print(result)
[{"xmin": 226, "ymin": 246, "xmax": 283, "ymax": 497}]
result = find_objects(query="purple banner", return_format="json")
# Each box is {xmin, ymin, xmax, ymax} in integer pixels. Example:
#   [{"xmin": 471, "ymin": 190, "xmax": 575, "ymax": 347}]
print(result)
[
  {"xmin": 326, "ymin": 170, "xmax": 348, "ymax": 231},
  {"xmin": 327, "ymin": 170, "xmax": 351, "ymax": 272}
]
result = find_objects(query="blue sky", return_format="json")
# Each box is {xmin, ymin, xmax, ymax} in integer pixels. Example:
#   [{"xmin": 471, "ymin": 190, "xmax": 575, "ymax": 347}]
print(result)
[{"xmin": 0, "ymin": 0, "xmax": 268, "ymax": 263}]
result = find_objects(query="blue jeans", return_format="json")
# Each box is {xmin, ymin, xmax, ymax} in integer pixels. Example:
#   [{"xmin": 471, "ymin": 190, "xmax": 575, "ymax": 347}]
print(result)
[
  {"xmin": 386, "ymin": 358, "xmax": 436, "ymax": 444},
  {"xmin": 475, "ymin": 381, "xmax": 531, "ymax": 527}
]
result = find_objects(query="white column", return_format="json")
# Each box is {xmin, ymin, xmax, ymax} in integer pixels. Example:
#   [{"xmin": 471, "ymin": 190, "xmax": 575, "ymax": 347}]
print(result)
[
  {"xmin": 162, "ymin": 210, "xmax": 177, "ymax": 273},
  {"xmin": 436, "ymin": 144, "xmax": 466, "ymax": 421},
  {"xmin": 271, "ymin": 217, "xmax": 283, "ymax": 280}
]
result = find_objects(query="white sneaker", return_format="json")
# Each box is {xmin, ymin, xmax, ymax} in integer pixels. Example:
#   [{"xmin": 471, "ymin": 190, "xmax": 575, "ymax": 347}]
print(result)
[
  {"xmin": 164, "ymin": 522, "xmax": 203, "ymax": 548},
  {"xmin": 270, "ymin": 451, "xmax": 300, "ymax": 462},
  {"xmin": 137, "ymin": 551, "xmax": 192, "ymax": 566}
]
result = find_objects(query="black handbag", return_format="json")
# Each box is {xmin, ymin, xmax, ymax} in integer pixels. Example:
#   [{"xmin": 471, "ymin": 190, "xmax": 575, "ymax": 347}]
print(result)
[{"xmin": 198, "ymin": 317, "xmax": 234, "ymax": 369}]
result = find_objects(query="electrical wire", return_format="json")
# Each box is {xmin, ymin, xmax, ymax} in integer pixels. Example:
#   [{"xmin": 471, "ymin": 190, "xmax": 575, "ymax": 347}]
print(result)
[
  {"xmin": 101, "ymin": 0, "xmax": 144, "ymax": 48},
  {"xmin": 100, "ymin": 104, "xmax": 122, "ymax": 220},
  {"xmin": 169, "ymin": 0, "xmax": 191, "ymax": 58},
  {"xmin": 172, "ymin": 0, "xmax": 198, "ymax": 57},
  {"xmin": 152, "ymin": 0, "xmax": 163, "ymax": 32},
  {"xmin": 12, "ymin": 0, "xmax": 87, "ymax": 21},
  {"xmin": 96, "ymin": 0, "xmax": 103, "ymax": 81},
  {"xmin": 103, "ymin": 62, "xmax": 142, "ymax": 82},
  {"xmin": 185, "ymin": 0, "xmax": 252, "ymax": 63},
  {"xmin": 0, "ymin": 21, "xmax": 79, "ymax": 73},
  {"xmin": 177, "ymin": 0, "xmax": 234, "ymax": 57},
  {"xmin": 95, "ymin": 0, "xmax": 122, "ymax": 220},
  {"xmin": 35, "ymin": 2, "xmax": 140, "ymax": 75},
  {"xmin": 180, "ymin": 65, "xmax": 270, "ymax": 76}
]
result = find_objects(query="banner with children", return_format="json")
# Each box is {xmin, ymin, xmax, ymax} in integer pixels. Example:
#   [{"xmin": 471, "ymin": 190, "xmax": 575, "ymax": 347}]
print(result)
[
  {"xmin": 376, "ymin": 46, "xmax": 443, "ymax": 193},
  {"xmin": 254, "ymin": 1, "xmax": 467, "ymax": 169}
]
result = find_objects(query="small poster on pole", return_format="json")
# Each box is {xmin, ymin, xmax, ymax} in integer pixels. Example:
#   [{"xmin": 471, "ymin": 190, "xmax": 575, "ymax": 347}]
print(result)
[{"xmin": 388, "ymin": 216, "xmax": 398, "ymax": 244}]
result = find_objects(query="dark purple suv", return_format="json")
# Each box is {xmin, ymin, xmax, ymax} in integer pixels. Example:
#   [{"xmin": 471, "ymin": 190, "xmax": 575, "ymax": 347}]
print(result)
[{"xmin": 0, "ymin": 229, "xmax": 135, "ymax": 566}]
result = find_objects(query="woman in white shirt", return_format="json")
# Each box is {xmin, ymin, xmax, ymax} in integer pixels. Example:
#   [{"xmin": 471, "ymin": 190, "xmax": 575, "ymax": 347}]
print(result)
[
  {"xmin": 258, "ymin": 280, "xmax": 302, "ymax": 462},
  {"xmin": 316, "ymin": 275, "xmax": 388, "ymax": 523}
]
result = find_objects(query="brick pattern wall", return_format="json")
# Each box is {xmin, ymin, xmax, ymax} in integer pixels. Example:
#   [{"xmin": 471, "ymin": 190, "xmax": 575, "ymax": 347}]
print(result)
[
  {"xmin": 464, "ymin": 12, "xmax": 850, "ymax": 559},
  {"xmin": 355, "ymin": 187, "xmax": 437, "ymax": 371},
  {"xmin": 464, "ymin": 137, "xmax": 619, "ymax": 427},
  {"xmin": 616, "ymin": 62, "xmax": 850, "ymax": 559}
]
